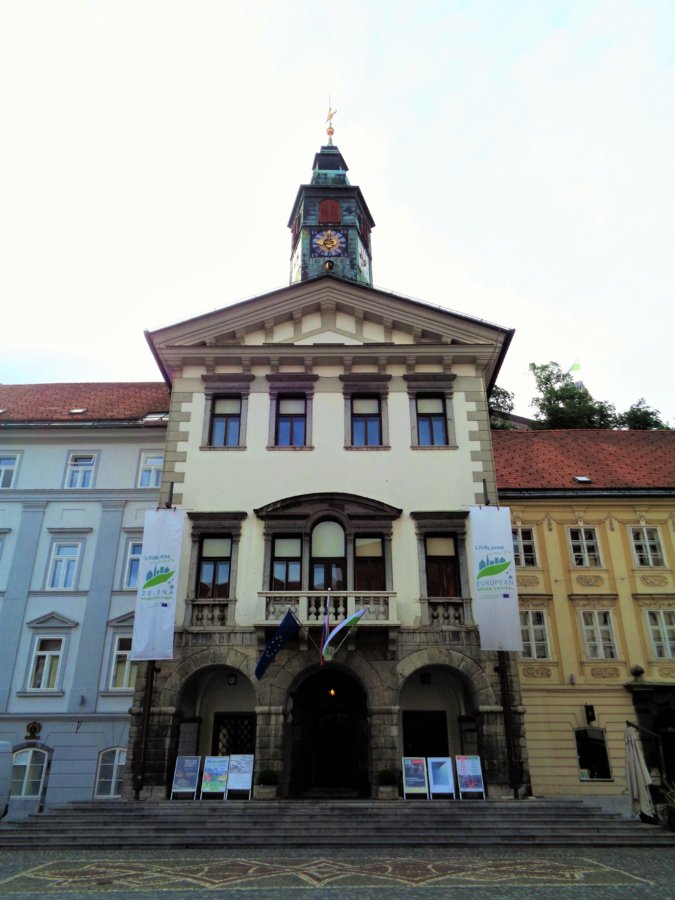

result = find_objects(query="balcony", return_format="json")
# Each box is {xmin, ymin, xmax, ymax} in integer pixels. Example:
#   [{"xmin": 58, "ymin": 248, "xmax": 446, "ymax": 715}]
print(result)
[
  {"xmin": 421, "ymin": 597, "xmax": 474, "ymax": 628},
  {"xmin": 257, "ymin": 591, "xmax": 397, "ymax": 626}
]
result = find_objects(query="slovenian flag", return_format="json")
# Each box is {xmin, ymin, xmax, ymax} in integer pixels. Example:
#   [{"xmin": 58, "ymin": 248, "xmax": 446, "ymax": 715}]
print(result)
[{"xmin": 322, "ymin": 608, "xmax": 369, "ymax": 661}]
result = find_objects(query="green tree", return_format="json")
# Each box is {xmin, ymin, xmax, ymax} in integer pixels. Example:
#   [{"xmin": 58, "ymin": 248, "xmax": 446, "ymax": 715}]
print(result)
[
  {"xmin": 616, "ymin": 398, "xmax": 668, "ymax": 430},
  {"xmin": 489, "ymin": 385, "xmax": 516, "ymax": 429},
  {"xmin": 529, "ymin": 362, "xmax": 617, "ymax": 429}
]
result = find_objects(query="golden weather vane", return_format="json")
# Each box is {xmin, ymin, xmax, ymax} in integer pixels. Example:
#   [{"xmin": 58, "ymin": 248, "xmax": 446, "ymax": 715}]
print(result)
[{"xmin": 325, "ymin": 101, "xmax": 337, "ymax": 143}]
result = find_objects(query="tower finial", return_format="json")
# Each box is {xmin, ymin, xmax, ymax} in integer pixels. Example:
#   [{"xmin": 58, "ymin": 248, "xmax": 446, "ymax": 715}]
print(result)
[{"xmin": 325, "ymin": 102, "xmax": 337, "ymax": 145}]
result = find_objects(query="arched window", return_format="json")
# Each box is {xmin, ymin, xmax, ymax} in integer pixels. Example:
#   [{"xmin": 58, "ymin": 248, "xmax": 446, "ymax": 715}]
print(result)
[
  {"xmin": 318, "ymin": 199, "xmax": 341, "ymax": 225},
  {"xmin": 11, "ymin": 748, "xmax": 48, "ymax": 797},
  {"xmin": 311, "ymin": 521, "xmax": 345, "ymax": 590},
  {"xmin": 95, "ymin": 747, "xmax": 127, "ymax": 798}
]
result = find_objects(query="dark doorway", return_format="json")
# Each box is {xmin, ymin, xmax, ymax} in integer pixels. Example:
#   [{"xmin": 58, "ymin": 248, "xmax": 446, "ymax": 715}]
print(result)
[
  {"xmin": 402, "ymin": 710, "xmax": 449, "ymax": 757},
  {"xmin": 212, "ymin": 713, "xmax": 256, "ymax": 756},
  {"xmin": 288, "ymin": 669, "xmax": 369, "ymax": 797}
]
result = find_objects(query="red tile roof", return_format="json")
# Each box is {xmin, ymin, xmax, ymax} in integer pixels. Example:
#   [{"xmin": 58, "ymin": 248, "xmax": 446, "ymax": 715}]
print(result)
[
  {"xmin": 492, "ymin": 430, "xmax": 675, "ymax": 491},
  {"xmin": 0, "ymin": 383, "xmax": 170, "ymax": 424}
]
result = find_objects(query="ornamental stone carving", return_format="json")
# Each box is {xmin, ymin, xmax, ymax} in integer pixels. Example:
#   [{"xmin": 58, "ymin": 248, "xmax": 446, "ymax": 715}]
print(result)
[
  {"xmin": 576, "ymin": 575, "xmax": 604, "ymax": 588},
  {"xmin": 522, "ymin": 665, "xmax": 552, "ymax": 678},
  {"xmin": 590, "ymin": 666, "xmax": 620, "ymax": 678},
  {"xmin": 640, "ymin": 575, "xmax": 669, "ymax": 587},
  {"xmin": 657, "ymin": 667, "xmax": 675, "ymax": 679},
  {"xmin": 517, "ymin": 575, "xmax": 540, "ymax": 588}
]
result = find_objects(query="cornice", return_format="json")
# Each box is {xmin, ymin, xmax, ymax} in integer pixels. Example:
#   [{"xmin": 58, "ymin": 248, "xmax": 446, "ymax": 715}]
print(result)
[{"xmin": 0, "ymin": 488, "xmax": 160, "ymax": 503}]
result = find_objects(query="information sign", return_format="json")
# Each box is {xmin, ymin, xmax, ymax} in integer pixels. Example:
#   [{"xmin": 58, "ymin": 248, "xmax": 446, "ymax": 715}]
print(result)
[
  {"xmin": 427, "ymin": 757, "xmax": 455, "ymax": 797},
  {"xmin": 227, "ymin": 754, "xmax": 254, "ymax": 797},
  {"xmin": 402, "ymin": 757, "xmax": 429, "ymax": 798},
  {"xmin": 455, "ymin": 755, "xmax": 486, "ymax": 798},
  {"xmin": 201, "ymin": 756, "xmax": 230, "ymax": 797},
  {"xmin": 171, "ymin": 755, "xmax": 200, "ymax": 799}
]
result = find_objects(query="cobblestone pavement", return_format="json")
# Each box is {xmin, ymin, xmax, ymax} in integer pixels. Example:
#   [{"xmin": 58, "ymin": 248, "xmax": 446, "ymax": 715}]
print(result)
[{"xmin": 1, "ymin": 847, "xmax": 675, "ymax": 899}]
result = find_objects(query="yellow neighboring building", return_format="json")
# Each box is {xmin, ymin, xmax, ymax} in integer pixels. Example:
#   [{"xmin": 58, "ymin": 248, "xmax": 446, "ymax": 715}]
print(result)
[{"xmin": 493, "ymin": 429, "xmax": 675, "ymax": 814}]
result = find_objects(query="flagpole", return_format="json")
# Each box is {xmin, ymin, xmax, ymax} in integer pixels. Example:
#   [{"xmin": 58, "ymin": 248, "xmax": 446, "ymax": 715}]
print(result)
[{"xmin": 133, "ymin": 659, "xmax": 156, "ymax": 800}]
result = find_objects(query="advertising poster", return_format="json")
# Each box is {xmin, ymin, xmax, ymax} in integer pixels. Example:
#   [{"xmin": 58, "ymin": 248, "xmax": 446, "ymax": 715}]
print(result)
[
  {"xmin": 427, "ymin": 757, "xmax": 455, "ymax": 797},
  {"xmin": 402, "ymin": 757, "xmax": 429, "ymax": 798},
  {"xmin": 227, "ymin": 754, "xmax": 254, "ymax": 795},
  {"xmin": 455, "ymin": 755, "xmax": 486, "ymax": 797},
  {"xmin": 201, "ymin": 756, "xmax": 230, "ymax": 796},
  {"xmin": 171, "ymin": 755, "xmax": 201, "ymax": 799}
]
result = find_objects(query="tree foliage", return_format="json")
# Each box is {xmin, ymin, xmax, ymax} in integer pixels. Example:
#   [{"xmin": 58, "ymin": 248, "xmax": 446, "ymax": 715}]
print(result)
[
  {"xmin": 488, "ymin": 386, "xmax": 515, "ymax": 429},
  {"xmin": 526, "ymin": 362, "xmax": 669, "ymax": 430}
]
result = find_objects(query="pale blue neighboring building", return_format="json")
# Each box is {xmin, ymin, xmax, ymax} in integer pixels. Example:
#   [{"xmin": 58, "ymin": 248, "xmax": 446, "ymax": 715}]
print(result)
[{"xmin": 0, "ymin": 382, "xmax": 168, "ymax": 816}]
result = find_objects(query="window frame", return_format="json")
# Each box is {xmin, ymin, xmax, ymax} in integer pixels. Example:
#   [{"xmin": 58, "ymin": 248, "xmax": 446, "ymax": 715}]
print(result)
[
  {"xmin": 575, "ymin": 727, "xmax": 613, "ymax": 781},
  {"xmin": 11, "ymin": 747, "xmax": 49, "ymax": 798},
  {"xmin": 275, "ymin": 394, "xmax": 307, "ymax": 447},
  {"xmin": 123, "ymin": 537, "xmax": 143, "ymax": 590},
  {"xmin": 580, "ymin": 609, "xmax": 618, "ymax": 660},
  {"xmin": 94, "ymin": 747, "xmax": 127, "ymax": 798},
  {"xmin": 266, "ymin": 374, "xmax": 317, "ymax": 450},
  {"xmin": 27, "ymin": 635, "xmax": 65, "ymax": 691},
  {"xmin": 137, "ymin": 451, "xmax": 164, "ymax": 488},
  {"xmin": 630, "ymin": 526, "xmax": 665, "ymax": 568},
  {"xmin": 271, "ymin": 535, "xmax": 303, "ymax": 592},
  {"xmin": 186, "ymin": 512, "xmax": 246, "ymax": 619},
  {"xmin": 411, "ymin": 512, "xmax": 468, "ymax": 602},
  {"xmin": 46, "ymin": 540, "xmax": 82, "ymax": 591},
  {"xmin": 201, "ymin": 374, "xmax": 254, "ymax": 450},
  {"xmin": 646, "ymin": 609, "xmax": 675, "ymax": 660},
  {"xmin": 197, "ymin": 535, "xmax": 233, "ymax": 599},
  {"xmin": 519, "ymin": 609, "xmax": 550, "ymax": 659},
  {"xmin": 108, "ymin": 634, "xmax": 137, "ymax": 690},
  {"xmin": 404, "ymin": 374, "xmax": 457, "ymax": 449},
  {"xmin": 64, "ymin": 451, "xmax": 97, "ymax": 488},
  {"xmin": 512, "ymin": 527, "xmax": 537, "ymax": 567},
  {"xmin": 0, "ymin": 451, "xmax": 20, "ymax": 488},
  {"xmin": 341, "ymin": 374, "xmax": 390, "ymax": 450},
  {"xmin": 568, "ymin": 527, "xmax": 602, "ymax": 567},
  {"xmin": 209, "ymin": 396, "xmax": 242, "ymax": 448}
]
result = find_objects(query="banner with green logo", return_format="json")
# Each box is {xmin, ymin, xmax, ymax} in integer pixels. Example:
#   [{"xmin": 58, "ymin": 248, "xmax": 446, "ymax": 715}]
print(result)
[
  {"xmin": 130, "ymin": 509, "xmax": 186, "ymax": 660},
  {"xmin": 468, "ymin": 506, "xmax": 522, "ymax": 651}
]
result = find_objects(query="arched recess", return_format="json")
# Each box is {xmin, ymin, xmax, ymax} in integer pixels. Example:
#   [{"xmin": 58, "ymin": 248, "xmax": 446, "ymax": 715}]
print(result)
[
  {"xmin": 284, "ymin": 664, "xmax": 369, "ymax": 797},
  {"xmin": 172, "ymin": 664, "xmax": 257, "ymax": 761},
  {"xmin": 399, "ymin": 665, "xmax": 477, "ymax": 758}
]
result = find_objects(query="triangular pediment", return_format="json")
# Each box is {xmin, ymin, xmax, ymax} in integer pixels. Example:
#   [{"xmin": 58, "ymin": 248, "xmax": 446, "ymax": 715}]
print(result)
[
  {"xmin": 107, "ymin": 612, "xmax": 135, "ymax": 627},
  {"xmin": 27, "ymin": 612, "xmax": 79, "ymax": 629},
  {"xmin": 147, "ymin": 276, "xmax": 513, "ymax": 386}
]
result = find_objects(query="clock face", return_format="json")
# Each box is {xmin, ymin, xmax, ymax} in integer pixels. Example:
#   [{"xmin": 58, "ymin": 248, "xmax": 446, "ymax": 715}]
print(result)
[
  {"xmin": 311, "ymin": 228, "xmax": 347, "ymax": 258},
  {"xmin": 357, "ymin": 236, "xmax": 370, "ymax": 277}
]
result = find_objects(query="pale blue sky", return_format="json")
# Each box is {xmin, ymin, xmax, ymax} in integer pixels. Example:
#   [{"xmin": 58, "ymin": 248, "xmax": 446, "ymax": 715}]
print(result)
[{"xmin": 2, "ymin": 1, "xmax": 674, "ymax": 421}]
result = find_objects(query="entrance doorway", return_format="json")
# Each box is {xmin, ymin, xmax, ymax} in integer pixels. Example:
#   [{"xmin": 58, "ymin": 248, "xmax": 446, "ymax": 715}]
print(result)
[
  {"xmin": 399, "ymin": 665, "xmax": 478, "ymax": 759},
  {"xmin": 212, "ymin": 713, "xmax": 256, "ymax": 756},
  {"xmin": 288, "ymin": 668, "xmax": 369, "ymax": 797}
]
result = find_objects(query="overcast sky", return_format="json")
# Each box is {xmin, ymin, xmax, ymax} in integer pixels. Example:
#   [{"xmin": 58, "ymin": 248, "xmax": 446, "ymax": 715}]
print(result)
[{"xmin": 2, "ymin": 0, "xmax": 674, "ymax": 422}]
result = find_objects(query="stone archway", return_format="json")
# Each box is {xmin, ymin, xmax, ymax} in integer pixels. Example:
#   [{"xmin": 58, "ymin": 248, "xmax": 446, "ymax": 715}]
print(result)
[{"xmin": 285, "ymin": 666, "xmax": 369, "ymax": 798}]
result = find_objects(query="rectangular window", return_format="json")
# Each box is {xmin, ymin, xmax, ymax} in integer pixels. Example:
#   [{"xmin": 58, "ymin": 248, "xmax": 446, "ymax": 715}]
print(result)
[
  {"xmin": 0, "ymin": 453, "xmax": 18, "ymax": 488},
  {"xmin": 355, "ymin": 536, "xmax": 385, "ymax": 591},
  {"xmin": 124, "ymin": 540, "xmax": 143, "ymax": 589},
  {"xmin": 271, "ymin": 537, "xmax": 302, "ymax": 591},
  {"xmin": 65, "ymin": 453, "xmax": 96, "ymax": 488},
  {"xmin": 416, "ymin": 396, "xmax": 448, "ymax": 446},
  {"xmin": 210, "ymin": 398, "xmax": 242, "ymax": 447},
  {"xmin": 512, "ymin": 527, "xmax": 537, "ymax": 567},
  {"xmin": 276, "ymin": 396, "xmax": 306, "ymax": 447},
  {"xmin": 575, "ymin": 727, "xmax": 612, "ymax": 780},
  {"xmin": 569, "ymin": 527, "xmax": 601, "ymax": 567},
  {"xmin": 110, "ymin": 636, "xmax": 138, "ymax": 689},
  {"xmin": 138, "ymin": 452, "xmax": 164, "ymax": 487},
  {"xmin": 351, "ymin": 397, "xmax": 381, "ymax": 446},
  {"xmin": 520, "ymin": 610, "xmax": 549, "ymax": 659},
  {"xmin": 425, "ymin": 536, "xmax": 459, "ymax": 596},
  {"xmin": 581, "ymin": 610, "xmax": 617, "ymax": 659},
  {"xmin": 29, "ymin": 637, "xmax": 63, "ymax": 690},
  {"xmin": 646, "ymin": 609, "xmax": 675, "ymax": 659},
  {"xmin": 197, "ymin": 537, "xmax": 232, "ymax": 598},
  {"xmin": 47, "ymin": 542, "xmax": 81, "ymax": 590},
  {"xmin": 631, "ymin": 527, "xmax": 665, "ymax": 567}
]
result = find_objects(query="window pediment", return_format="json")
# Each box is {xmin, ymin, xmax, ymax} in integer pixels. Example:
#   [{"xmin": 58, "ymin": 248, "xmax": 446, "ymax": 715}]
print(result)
[
  {"xmin": 254, "ymin": 492, "xmax": 402, "ymax": 522},
  {"xmin": 27, "ymin": 612, "xmax": 78, "ymax": 629}
]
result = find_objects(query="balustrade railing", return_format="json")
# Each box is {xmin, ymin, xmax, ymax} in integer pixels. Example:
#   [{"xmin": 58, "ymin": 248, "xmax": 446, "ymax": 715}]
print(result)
[{"xmin": 257, "ymin": 591, "xmax": 397, "ymax": 625}]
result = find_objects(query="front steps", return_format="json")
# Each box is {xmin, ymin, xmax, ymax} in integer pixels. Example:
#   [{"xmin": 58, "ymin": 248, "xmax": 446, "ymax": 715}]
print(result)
[{"xmin": 1, "ymin": 798, "xmax": 674, "ymax": 849}]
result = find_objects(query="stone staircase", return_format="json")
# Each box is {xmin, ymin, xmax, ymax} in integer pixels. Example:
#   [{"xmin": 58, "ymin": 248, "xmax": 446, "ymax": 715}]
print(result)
[{"xmin": 1, "ymin": 798, "xmax": 674, "ymax": 849}]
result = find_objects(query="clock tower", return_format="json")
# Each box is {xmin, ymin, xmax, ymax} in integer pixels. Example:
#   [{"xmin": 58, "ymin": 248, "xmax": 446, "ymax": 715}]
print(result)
[{"xmin": 288, "ymin": 118, "xmax": 375, "ymax": 286}]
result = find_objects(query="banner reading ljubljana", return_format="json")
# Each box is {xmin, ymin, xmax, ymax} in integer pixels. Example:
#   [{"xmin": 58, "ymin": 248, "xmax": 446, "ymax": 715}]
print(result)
[
  {"xmin": 130, "ymin": 509, "xmax": 186, "ymax": 660},
  {"xmin": 468, "ymin": 506, "xmax": 522, "ymax": 652}
]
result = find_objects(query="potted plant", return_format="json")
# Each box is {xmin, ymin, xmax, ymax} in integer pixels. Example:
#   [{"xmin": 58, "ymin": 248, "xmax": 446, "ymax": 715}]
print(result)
[
  {"xmin": 375, "ymin": 768, "xmax": 399, "ymax": 800},
  {"xmin": 253, "ymin": 768, "xmax": 279, "ymax": 800}
]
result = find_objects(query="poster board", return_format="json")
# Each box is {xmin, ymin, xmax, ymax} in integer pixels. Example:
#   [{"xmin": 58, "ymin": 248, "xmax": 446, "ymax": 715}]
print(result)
[
  {"xmin": 402, "ymin": 757, "xmax": 429, "ymax": 799},
  {"xmin": 455, "ymin": 755, "xmax": 486, "ymax": 798},
  {"xmin": 200, "ymin": 756, "xmax": 229, "ymax": 798},
  {"xmin": 226, "ymin": 754, "xmax": 254, "ymax": 798},
  {"xmin": 171, "ymin": 755, "xmax": 201, "ymax": 799},
  {"xmin": 427, "ymin": 757, "xmax": 455, "ymax": 798}
]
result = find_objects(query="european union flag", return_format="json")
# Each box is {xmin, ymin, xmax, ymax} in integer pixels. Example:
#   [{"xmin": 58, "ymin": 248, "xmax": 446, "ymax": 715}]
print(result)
[{"xmin": 255, "ymin": 609, "xmax": 300, "ymax": 680}]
